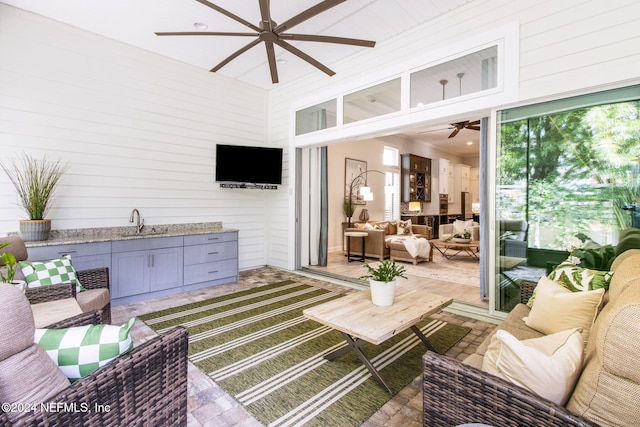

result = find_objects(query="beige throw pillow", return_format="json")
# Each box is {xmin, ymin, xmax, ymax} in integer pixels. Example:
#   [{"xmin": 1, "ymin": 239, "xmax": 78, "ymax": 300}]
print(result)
[
  {"xmin": 523, "ymin": 277, "xmax": 604, "ymax": 343},
  {"xmin": 396, "ymin": 219, "xmax": 412, "ymax": 235},
  {"xmin": 482, "ymin": 328, "xmax": 584, "ymax": 405}
]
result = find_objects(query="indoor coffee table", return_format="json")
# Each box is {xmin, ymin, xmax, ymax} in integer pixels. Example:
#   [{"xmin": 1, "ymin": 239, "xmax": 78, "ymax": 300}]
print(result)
[
  {"xmin": 303, "ymin": 287, "xmax": 452, "ymax": 393},
  {"xmin": 431, "ymin": 239, "xmax": 480, "ymax": 260}
]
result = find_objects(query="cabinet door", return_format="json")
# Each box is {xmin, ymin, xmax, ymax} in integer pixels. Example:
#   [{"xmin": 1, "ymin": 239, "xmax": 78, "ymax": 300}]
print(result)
[
  {"xmin": 112, "ymin": 250, "xmax": 149, "ymax": 298},
  {"xmin": 149, "ymin": 247, "xmax": 183, "ymax": 291}
]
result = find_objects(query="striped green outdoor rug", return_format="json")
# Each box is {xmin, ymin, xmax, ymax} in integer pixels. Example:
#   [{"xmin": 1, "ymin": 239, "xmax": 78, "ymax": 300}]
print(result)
[{"xmin": 139, "ymin": 280, "xmax": 470, "ymax": 427}]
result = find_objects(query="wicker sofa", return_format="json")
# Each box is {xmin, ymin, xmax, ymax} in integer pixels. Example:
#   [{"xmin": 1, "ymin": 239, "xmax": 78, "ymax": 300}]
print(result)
[
  {"xmin": 0, "ymin": 284, "xmax": 188, "ymax": 426},
  {"xmin": 344, "ymin": 221, "xmax": 431, "ymax": 261},
  {"xmin": 423, "ymin": 248, "xmax": 640, "ymax": 427}
]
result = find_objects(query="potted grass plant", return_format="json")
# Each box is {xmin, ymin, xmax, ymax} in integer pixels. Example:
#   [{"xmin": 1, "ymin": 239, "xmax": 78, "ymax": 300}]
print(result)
[
  {"xmin": 360, "ymin": 259, "xmax": 407, "ymax": 306},
  {"xmin": 0, "ymin": 153, "xmax": 68, "ymax": 241}
]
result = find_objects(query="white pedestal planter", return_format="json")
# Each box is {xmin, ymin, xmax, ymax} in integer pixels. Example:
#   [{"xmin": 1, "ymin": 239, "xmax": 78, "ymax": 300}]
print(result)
[{"xmin": 369, "ymin": 279, "xmax": 396, "ymax": 306}]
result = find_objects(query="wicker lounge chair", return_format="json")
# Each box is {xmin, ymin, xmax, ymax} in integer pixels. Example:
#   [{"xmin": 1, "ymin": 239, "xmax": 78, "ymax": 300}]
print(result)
[{"xmin": 0, "ymin": 304, "xmax": 189, "ymax": 426}]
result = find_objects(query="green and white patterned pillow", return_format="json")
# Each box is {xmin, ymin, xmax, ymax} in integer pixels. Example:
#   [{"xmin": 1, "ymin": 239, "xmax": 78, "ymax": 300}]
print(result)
[
  {"xmin": 34, "ymin": 318, "xmax": 135, "ymax": 382},
  {"xmin": 20, "ymin": 255, "xmax": 85, "ymax": 293},
  {"xmin": 527, "ymin": 262, "xmax": 613, "ymax": 308}
]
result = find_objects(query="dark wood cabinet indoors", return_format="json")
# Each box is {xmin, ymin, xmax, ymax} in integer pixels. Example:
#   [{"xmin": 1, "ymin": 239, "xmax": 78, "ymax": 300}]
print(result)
[{"xmin": 401, "ymin": 154, "xmax": 431, "ymax": 202}]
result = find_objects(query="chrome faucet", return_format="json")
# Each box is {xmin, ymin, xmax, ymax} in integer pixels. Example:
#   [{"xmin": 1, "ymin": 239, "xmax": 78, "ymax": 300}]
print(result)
[{"xmin": 129, "ymin": 209, "xmax": 144, "ymax": 233}]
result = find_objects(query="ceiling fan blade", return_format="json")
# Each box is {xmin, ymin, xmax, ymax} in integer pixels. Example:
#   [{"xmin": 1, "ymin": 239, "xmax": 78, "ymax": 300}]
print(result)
[
  {"xmin": 210, "ymin": 39, "xmax": 261, "ymax": 72},
  {"xmin": 275, "ymin": 40, "xmax": 335, "ymax": 76},
  {"xmin": 448, "ymin": 128, "xmax": 461, "ymax": 138},
  {"xmin": 274, "ymin": 0, "xmax": 346, "ymax": 33},
  {"xmin": 417, "ymin": 127, "xmax": 453, "ymax": 135},
  {"xmin": 468, "ymin": 119, "xmax": 481, "ymax": 126},
  {"xmin": 155, "ymin": 32, "xmax": 257, "ymax": 37},
  {"xmin": 467, "ymin": 125, "xmax": 481, "ymax": 131},
  {"xmin": 279, "ymin": 33, "xmax": 375, "ymax": 47},
  {"xmin": 259, "ymin": 0, "xmax": 272, "ymax": 31},
  {"xmin": 264, "ymin": 41, "xmax": 279, "ymax": 84},
  {"xmin": 194, "ymin": 0, "xmax": 261, "ymax": 32}
]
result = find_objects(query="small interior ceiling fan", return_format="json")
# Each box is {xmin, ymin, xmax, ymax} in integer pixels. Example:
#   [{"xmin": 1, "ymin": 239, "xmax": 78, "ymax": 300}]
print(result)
[
  {"xmin": 419, "ymin": 120, "xmax": 481, "ymax": 138},
  {"xmin": 155, "ymin": 0, "xmax": 376, "ymax": 84},
  {"xmin": 447, "ymin": 120, "xmax": 481, "ymax": 138}
]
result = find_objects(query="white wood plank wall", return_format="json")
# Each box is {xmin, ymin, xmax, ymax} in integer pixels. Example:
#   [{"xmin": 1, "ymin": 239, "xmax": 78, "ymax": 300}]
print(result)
[{"xmin": 0, "ymin": 4, "xmax": 275, "ymax": 271}]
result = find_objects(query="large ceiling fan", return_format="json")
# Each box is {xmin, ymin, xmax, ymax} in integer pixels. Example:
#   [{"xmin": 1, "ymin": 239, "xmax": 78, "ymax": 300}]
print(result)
[{"xmin": 155, "ymin": 0, "xmax": 376, "ymax": 84}]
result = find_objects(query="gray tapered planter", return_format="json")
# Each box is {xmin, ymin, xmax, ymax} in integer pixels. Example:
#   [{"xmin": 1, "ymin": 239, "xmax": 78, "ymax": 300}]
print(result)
[{"xmin": 19, "ymin": 219, "xmax": 52, "ymax": 241}]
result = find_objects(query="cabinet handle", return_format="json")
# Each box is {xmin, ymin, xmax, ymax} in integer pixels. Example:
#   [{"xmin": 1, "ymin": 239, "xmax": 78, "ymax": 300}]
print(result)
[
  {"xmin": 208, "ymin": 270, "xmax": 219, "ymax": 274},
  {"xmin": 208, "ymin": 237, "xmax": 219, "ymax": 241},
  {"xmin": 152, "ymin": 254, "xmax": 155, "ymax": 267},
  {"xmin": 58, "ymin": 250, "xmax": 76, "ymax": 254},
  {"xmin": 208, "ymin": 251, "xmax": 219, "ymax": 255}
]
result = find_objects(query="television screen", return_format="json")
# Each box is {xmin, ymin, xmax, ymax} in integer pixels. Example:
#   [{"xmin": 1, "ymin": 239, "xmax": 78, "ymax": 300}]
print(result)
[{"xmin": 215, "ymin": 144, "xmax": 283, "ymax": 185}]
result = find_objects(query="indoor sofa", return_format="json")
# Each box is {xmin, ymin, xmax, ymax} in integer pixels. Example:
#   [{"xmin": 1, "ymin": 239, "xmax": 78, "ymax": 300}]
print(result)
[
  {"xmin": 422, "ymin": 248, "xmax": 640, "ymax": 427},
  {"xmin": 344, "ymin": 220, "xmax": 431, "ymax": 261}
]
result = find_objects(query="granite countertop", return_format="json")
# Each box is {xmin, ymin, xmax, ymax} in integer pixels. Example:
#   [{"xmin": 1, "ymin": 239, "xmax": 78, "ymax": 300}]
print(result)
[{"xmin": 24, "ymin": 222, "xmax": 239, "ymax": 247}]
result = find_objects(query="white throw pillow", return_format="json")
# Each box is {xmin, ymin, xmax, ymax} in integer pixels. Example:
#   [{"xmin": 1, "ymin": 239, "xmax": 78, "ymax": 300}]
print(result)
[
  {"xmin": 363, "ymin": 222, "xmax": 374, "ymax": 230},
  {"xmin": 453, "ymin": 219, "xmax": 473, "ymax": 235},
  {"xmin": 482, "ymin": 328, "xmax": 584, "ymax": 405}
]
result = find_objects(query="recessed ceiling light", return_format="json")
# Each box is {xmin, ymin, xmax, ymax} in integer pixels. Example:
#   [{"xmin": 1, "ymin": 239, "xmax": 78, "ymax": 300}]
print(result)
[
  {"xmin": 467, "ymin": 141, "xmax": 473, "ymax": 145},
  {"xmin": 276, "ymin": 58, "xmax": 287, "ymax": 65},
  {"xmin": 416, "ymin": 102, "xmax": 424, "ymax": 107},
  {"xmin": 193, "ymin": 22, "xmax": 208, "ymax": 30}
]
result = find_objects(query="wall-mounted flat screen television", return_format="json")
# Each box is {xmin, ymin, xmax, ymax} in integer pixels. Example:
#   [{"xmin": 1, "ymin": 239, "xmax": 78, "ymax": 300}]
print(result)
[{"xmin": 215, "ymin": 144, "xmax": 283, "ymax": 185}]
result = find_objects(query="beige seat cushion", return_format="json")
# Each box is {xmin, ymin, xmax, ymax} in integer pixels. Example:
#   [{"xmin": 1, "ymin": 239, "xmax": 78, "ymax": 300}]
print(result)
[
  {"xmin": 76, "ymin": 288, "xmax": 110, "ymax": 313},
  {"xmin": 567, "ymin": 284, "xmax": 640, "ymax": 426},
  {"xmin": 475, "ymin": 303, "xmax": 543, "ymax": 357}
]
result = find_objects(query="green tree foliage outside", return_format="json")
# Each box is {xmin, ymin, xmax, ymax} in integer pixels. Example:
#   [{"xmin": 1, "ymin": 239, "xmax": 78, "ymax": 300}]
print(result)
[{"xmin": 498, "ymin": 101, "xmax": 640, "ymax": 250}]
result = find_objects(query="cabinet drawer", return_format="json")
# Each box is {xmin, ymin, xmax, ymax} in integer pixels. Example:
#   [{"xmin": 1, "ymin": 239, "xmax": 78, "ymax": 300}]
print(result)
[
  {"xmin": 184, "ymin": 231, "xmax": 238, "ymax": 246},
  {"xmin": 28, "ymin": 241, "xmax": 112, "ymax": 261},
  {"xmin": 184, "ymin": 259, "xmax": 238, "ymax": 285},
  {"xmin": 183, "ymin": 241, "xmax": 238, "ymax": 266},
  {"xmin": 183, "ymin": 232, "xmax": 237, "ymax": 246}
]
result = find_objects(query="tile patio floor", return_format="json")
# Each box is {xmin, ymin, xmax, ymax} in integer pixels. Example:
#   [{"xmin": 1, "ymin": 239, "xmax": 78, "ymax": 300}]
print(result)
[{"xmin": 111, "ymin": 266, "xmax": 497, "ymax": 427}]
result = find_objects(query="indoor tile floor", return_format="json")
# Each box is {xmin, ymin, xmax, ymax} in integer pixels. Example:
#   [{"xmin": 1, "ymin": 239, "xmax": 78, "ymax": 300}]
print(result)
[{"xmin": 111, "ymin": 267, "xmax": 497, "ymax": 427}]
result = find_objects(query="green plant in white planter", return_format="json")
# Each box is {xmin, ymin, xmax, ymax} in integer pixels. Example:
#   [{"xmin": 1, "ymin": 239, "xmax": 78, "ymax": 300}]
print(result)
[
  {"xmin": 360, "ymin": 259, "xmax": 407, "ymax": 306},
  {"xmin": 0, "ymin": 153, "xmax": 68, "ymax": 241}
]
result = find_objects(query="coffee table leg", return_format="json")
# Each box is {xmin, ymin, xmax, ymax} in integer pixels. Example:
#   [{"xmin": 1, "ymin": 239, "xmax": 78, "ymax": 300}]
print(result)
[
  {"xmin": 410, "ymin": 325, "xmax": 439, "ymax": 353},
  {"xmin": 325, "ymin": 332, "xmax": 394, "ymax": 394}
]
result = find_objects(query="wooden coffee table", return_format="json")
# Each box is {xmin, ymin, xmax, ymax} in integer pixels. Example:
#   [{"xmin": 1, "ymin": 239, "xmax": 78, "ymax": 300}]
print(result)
[
  {"xmin": 431, "ymin": 239, "xmax": 480, "ymax": 260},
  {"xmin": 303, "ymin": 287, "xmax": 452, "ymax": 393}
]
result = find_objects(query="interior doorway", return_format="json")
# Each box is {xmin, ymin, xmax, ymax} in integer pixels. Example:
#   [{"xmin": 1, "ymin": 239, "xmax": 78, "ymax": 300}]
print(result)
[{"xmin": 300, "ymin": 116, "xmax": 489, "ymax": 308}]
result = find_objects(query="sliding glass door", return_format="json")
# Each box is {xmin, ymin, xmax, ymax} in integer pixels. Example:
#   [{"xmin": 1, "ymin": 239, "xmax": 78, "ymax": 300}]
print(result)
[{"xmin": 495, "ymin": 85, "xmax": 640, "ymax": 312}]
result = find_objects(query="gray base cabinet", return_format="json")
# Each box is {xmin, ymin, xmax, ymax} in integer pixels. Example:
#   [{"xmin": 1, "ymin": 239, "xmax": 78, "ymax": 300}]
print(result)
[
  {"xmin": 184, "ymin": 232, "xmax": 239, "ymax": 288},
  {"xmin": 26, "ymin": 230, "xmax": 239, "ymax": 307},
  {"xmin": 111, "ymin": 236, "xmax": 185, "ymax": 304}
]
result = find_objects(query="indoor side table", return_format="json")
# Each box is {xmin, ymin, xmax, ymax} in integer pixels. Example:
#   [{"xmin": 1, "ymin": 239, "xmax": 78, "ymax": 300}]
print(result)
[{"xmin": 344, "ymin": 231, "xmax": 368, "ymax": 262}]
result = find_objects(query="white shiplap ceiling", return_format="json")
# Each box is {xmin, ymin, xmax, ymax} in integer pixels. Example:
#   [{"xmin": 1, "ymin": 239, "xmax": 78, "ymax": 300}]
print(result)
[{"xmin": 1, "ymin": 0, "xmax": 474, "ymax": 89}]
